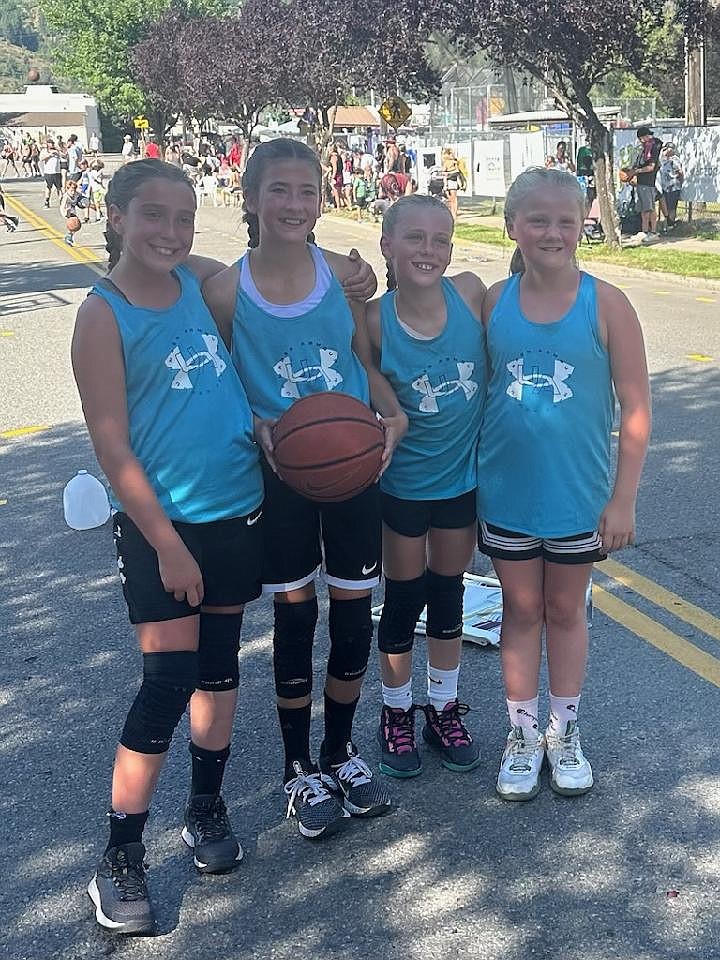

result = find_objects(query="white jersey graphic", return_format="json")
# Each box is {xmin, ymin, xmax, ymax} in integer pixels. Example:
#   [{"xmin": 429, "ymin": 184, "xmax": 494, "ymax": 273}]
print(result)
[
  {"xmin": 412, "ymin": 361, "xmax": 477, "ymax": 413},
  {"xmin": 274, "ymin": 347, "xmax": 343, "ymax": 399},
  {"xmin": 506, "ymin": 357, "xmax": 574, "ymax": 404},
  {"xmin": 165, "ymin": 334, "xmax": 226, "ymax": 390}
]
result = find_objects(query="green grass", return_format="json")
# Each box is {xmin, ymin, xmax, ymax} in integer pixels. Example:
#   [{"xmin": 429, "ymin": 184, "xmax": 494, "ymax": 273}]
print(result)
[{"xmin": 453, "ymin": 223, "xmax": 720, "ymax": 280}]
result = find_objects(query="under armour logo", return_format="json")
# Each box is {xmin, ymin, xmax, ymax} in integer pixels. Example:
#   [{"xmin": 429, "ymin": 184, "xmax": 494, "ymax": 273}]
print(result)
[
  {"xmin": 506, "ymin": 357, "xmax": 574, "ymax": 404},
  {"xmin": 165, "ymin": 334, "xmax": 226, "ymax": 390},
  {"xmin": 274, "ymin": 348, "xmax": 343, "ymax": 399},
  {"xmin": 412, "ymin": 361, "xmax": 477, "ymax": 413},
  {"xmin": 117, "ymin": 554, "xmax": 126, "ymax": 585}
]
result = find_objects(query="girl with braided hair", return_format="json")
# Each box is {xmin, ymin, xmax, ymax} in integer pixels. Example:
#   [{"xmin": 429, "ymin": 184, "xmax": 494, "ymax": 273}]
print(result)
[
  {"xmin": 362, "ymin": 195, "xmax": 487, "ymax": 779},
  {"xmin": 203, "ymin": 138, "xmax": 405, "ymax": 840}
]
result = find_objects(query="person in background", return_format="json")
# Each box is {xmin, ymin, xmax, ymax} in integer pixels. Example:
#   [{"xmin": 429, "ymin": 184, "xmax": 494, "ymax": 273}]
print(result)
[
  {"xmin": 89, "ymin": 131, "xmax": 101, "ymax": 156},
  {"xmin": 631, "ymin": 126, "xmax": 663, "ymax": 241},
  {"xmin": 553, "ymin": 141, "xmax": 575, "ymax": 174},
  {"xmin": 658, "ymin": 143, "xmax": 684, "ymax": 231},
  {"xmin": 144, "ymin": 135, "xmax": 161, "ymax": 160},
  {"xmin": 121, "ymin": 135, "xmax": 136, "ymax": 164}
]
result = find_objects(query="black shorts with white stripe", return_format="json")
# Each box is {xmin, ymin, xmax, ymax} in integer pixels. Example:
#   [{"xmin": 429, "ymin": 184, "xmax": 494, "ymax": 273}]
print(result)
[{"xmin": 478, "ymin": 521, "xmax": 606, "ymax": 565}]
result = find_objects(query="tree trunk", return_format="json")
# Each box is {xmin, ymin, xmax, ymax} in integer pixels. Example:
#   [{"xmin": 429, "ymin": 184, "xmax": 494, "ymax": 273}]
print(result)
[{"xmin": 584, "ymin": 116, "xmax": 620, "ymax": 248}]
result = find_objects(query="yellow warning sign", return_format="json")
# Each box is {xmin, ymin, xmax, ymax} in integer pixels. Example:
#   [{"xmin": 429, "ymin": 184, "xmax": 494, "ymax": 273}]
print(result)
[
  {"xmin": 379, "ymin": 96, "xmax": 412, "ymax": 129},
  {"xmin": 133, "ymin": 116, "xmax": 149, "ymax": 130}
]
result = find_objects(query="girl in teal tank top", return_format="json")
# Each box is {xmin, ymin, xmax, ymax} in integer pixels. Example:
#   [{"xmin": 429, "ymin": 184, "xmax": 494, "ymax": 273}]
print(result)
[
  {"xmin": 363, "ymin": 195, "xmax": 488, "ymax": 778},
  {"xmin": 478, "ymin": 168, "xmax": 651, "ymax": 803},
  {"xmin": 202, "ymin": 139, "xmax": 401, "ymax": 838}
]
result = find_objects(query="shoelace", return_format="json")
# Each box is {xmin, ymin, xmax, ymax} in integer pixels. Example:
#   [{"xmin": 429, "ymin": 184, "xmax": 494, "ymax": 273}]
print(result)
[
  {"xmin": 191, "ymin": 798, "xmax": 230, "ymax": 842},
  {"xmin": 429, "ymin": 701, "xmax": 473, "ymax": 747},
  {"xmin": 284, "ymin": 770, "xmax": 336, "ymax": 819},
  {"xmin": 549, "ymin": 728, "xmax": 582, "ymax": 767},
  {"xmin": 110, "ymin": 853, "xmax": 147, "ymax": 902},
  {"xmin": 333, "ymin": 753, "xmax": 372, "ymax": 787},
  {"xmin": 383, "ymin": 704, "xmax": 417, "ymax": 754},
  {"xmin": 507, "ymin": 732, "xmax": 542, "ymax": 772}
]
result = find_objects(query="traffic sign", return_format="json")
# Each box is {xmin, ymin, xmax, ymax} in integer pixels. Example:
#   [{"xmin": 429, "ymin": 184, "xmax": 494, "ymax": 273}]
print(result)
[
  {"xmin": 133, "ymin": 116, "xmax": 149, "ymax": 130},
  {"xmin": 379, "ymin": 96, "xmax": 412, "ymax": 129}
]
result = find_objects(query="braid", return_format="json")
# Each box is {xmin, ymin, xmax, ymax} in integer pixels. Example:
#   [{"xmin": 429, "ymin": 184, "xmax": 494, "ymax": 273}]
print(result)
[
  {"xmin": 104, "ymin": 222, "xmax": 123, "ymax": 271},
  {"xmin": 509, "ymin": 247, "xmax": 525, "ymax": 275},
  {"xmin": 242, "ymin": 200, "xmax": 260, "ymax": 248},
  {"xmin": 306, "ymin": 231, "xmax": 316, "ymax": 246},
  {"xmin": 385, "ymin": 259, "xmax": 397, "ymax": 292}
]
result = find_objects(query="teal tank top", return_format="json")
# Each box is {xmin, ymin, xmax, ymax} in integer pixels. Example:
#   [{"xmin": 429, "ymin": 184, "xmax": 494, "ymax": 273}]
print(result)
[
  {"xmin": 477, "ymin": 272, "xmax": 615, "ymax": 537},
  {"xmin": 91, "ymin": 265, "xmax": 263, "ymax": 523},
  {"xmin": 231, "ymin": 247, "xmax": 369, "ymax": 420},
  {"xmin": 379, "ymin": 278, "xmax": 487, "ymax": 500}
]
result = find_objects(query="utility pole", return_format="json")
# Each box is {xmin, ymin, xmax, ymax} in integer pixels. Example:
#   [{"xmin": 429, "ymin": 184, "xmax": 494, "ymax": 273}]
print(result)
[{"xmin": 684, "ymin": 27, "xmax": 706, "ymax": 220}]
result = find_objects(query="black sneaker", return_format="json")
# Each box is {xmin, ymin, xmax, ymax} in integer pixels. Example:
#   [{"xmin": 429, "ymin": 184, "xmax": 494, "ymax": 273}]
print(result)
[
  {"xmin": 6, "ymin": 216, "xmax": 18, "ymax": 232},
  {"xmin": 181, "ymin": 794, "xmax": 243, "ymax": 874},
  {"xmin": 43, "ymin": 200, "xmax": 50, "ymax": 208},
  {"xmin": 377, "ymin": 704, "xmax": 422, "ymax": 778},
  {"xmin": 320, "ymin": 741, "xmax": 392, "ymax": 816},
  {"xmin": 283, "ymin": 760, "xmax": 349, "ymax": 839},
  {"xmin": 87, "ymin": 842, "xmax": 155, "ymax": 935},
  {"xmin": 422, "ymin": 700, "xmax": 481, "ymax": 772}
]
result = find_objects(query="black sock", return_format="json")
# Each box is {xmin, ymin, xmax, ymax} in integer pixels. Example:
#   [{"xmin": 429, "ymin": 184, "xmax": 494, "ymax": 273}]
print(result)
[
  {"xmin": 278, "ymin": 703, "xmax": 312, "ymax": 780},
  {"xmin": 106, "ymin": 809, "xmax": 149, "ymax": 852},
  {"xmin": 322, "ymin": 693, "xmax": 359, "ymax": 758},
  {"xmin": 189, "ymin": 742, "xmax": 230, "ymax": 798}
]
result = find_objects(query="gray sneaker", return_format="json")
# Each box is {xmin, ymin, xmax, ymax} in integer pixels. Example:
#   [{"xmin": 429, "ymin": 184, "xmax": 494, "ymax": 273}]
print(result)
[
  {"xmin": 284, "ymin": 760, "xmax": 350, "ymax": 839},
  {"xmin": 496, "ymin": 726, "xmax": 545, "ymax": 801},
  {"xmin": 320, "ymin": 741, "xmax": 392, "ymax": 817},
  {"xmin": 87, "ymin": 842, "xmax": 155, "ymax": 935}
]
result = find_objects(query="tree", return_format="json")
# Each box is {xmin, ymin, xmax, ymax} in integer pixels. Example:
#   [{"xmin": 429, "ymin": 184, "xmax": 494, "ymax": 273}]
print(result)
[
  {"xmin": 449, "ymin": 0, "xmax": 661, "ymax": 246},
  {"xmin": 129, "ymin": 7, "xmax": 192, "ymax": 136},
  {"xmin": 40, "ymin": 0, "xmax": 231, "ymax": 122},
  {"xmin": 0, "ymin": 0, "xmax": 39, "ymax": 50},
  {"xmin": 275, "ymin": 0, "xmax": 444, "ymax": 148}
]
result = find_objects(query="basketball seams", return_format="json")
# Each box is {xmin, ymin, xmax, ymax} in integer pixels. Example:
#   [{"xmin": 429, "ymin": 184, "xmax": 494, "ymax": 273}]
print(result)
[
  {"xmin": 274, "ymin": 440, "xmax": 385, "ymax": 472},
  {"xmin": 273, "ymin": 415, "xmax": 383, "ymax": 446}
]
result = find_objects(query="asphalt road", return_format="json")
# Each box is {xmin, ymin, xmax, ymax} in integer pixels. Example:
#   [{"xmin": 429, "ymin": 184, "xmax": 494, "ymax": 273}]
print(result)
[{"xmin": 1, "ymin": 178, "xmax": 719, "ymax": 960}]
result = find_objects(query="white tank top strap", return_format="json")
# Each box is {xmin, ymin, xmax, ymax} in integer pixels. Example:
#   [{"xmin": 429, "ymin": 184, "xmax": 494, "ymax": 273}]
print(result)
[{"xmin": 239, "ymin": 244, "xmax": 332, "ymax": 318}]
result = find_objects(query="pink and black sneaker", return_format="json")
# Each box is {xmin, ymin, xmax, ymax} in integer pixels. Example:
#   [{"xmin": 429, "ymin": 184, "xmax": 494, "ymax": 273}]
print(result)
[
  {"xmin": 377, "ymin": 704, "xmax": 422, "ymax": 778},
  {"xmin": 422, "ymin": 700, "xmax": 481, "ymax": 772}
]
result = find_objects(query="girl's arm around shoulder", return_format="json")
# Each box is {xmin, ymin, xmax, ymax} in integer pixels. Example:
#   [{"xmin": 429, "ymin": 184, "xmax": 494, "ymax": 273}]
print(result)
[
  {"xmin": 201, "ymin": 262, "xmax": 240, "ymax": 349},
  {"xmin": 71, "ymin": 296, "xmax": 204, "ymax": 605},
  {"xmin": 481, "ymin": 278, "xmax": 508, "ymax": 328},
  {"xmin": 350, "ymin": 298, "xmax": 408, "ymax": 473},
  {"xmin": 322, "ymin": 247, "xmax": 378, "ymax": 302},
  {"xmin": 185, "ymin": 254, "xmax": 227, "ymax": 284},
  {"xmin": 450, "ymin": 271, "xmax": 488, "ymax": 322},
  {"xmin": 596, "ymin": 279, "xmax": 652, "ymax": 553}
]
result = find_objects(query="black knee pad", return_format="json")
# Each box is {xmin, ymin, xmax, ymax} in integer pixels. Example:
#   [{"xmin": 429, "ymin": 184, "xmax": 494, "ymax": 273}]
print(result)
[
  {"xmin": 377, "ymin": 575, "xmax": 426, "ymax": 654},
  {"xmin": 425, "ymin": 570, "xmax": 464, "ymax": 640},
  {"xmin": 273, "ymin": 598, "xmax": 317, "ymax": 699},
  {"xmin": 327, "ymin": 596, "xmax": 373, "ymax": 682},
  {"xmin": 120, "ymin": 651, "xmax": 198, "ymax": 755},
  {"xmin": 196, "ymin": 611, "xmax": 243, "ymax": 692}
]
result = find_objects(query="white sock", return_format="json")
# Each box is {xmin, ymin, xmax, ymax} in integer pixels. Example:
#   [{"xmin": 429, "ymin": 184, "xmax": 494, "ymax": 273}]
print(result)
[
  {"xmin": 427, "ymin": 664, "xmax": 459, "ymax": 711},
  {"xmin": 506, "ymin": 696, "xmax": 540, "ymax": 736},
  {"xmin": 382, "ymin": 679, "xmax": 413, "ymax": 712},
  {"xmin": 548, "ymin": 693, "xmax": 581, "ymax": 733}
]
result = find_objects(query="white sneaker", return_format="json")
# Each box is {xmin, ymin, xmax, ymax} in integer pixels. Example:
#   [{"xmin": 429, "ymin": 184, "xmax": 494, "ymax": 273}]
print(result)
[
  {"xmin": 641, "ymin": 232, "xmax": 661, "ymax": 244},
  {"xmin": 496, "ymin": 726, "xmax": 544, "ymax": 801},
  {"xmin": 545, "ymin": 721, "xmax": 594, "ymax": 795}
]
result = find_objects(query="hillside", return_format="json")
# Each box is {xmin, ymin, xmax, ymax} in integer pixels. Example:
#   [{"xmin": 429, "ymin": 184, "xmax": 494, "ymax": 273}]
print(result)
[{"xmin": 0, "ymin": 38, "xmax": 77, "ymax": 95}]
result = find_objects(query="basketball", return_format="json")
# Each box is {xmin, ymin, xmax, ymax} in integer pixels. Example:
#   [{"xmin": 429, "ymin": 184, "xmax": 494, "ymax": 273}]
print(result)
[
  {"xmin": 272, "ymin": 392, "xmax": 384, "ymax": 503},
  {"xmin": 66, "ymin": 215, "xmax": 82, "ymax": 234},
  {"xmin": 27, "ymin": 68, "xmax": 40, "ymax": 83},
  {"xmin": 619, "ymin": 167, "xmax": 634, "ymax": 183}
]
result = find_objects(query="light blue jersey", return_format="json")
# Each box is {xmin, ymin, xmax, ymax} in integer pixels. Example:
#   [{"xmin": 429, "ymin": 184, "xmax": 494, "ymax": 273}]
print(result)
[
  {"xmin": 92, "ymin": 264, "xmax": 263, "ymax": 523},
  {"xmin": 477, "ymin": 272, "xmax": 615, "ymax": 538},
  {"xmin": 231, "ymin": 246, "xmax": 369, "ymax": 420},
  {"xmin": 379, "ymin": 278, "xmax": 486, "ymax": 500}
]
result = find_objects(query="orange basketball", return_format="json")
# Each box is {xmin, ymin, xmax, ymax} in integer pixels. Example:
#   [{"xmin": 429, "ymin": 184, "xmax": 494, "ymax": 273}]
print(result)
[
  {"xmin": 66, "ymin": 215, "xmax": 82, "ymax": 233},
  {"xmin": 619, "ymin": 167, "xmax": 634, "ymax": 183},
  {"xmin": 272, "ymin": 392, "xmax": 384, "ymax": 503}
]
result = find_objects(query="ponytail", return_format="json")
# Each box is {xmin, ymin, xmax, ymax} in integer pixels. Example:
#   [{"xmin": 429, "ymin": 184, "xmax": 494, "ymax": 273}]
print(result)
[
  {"xmin": 509, "ymin": 247, "xmax": 525, "ymax": 275},
  {"xmin": 385, "ymin": 259, "xmax": 397, "ymax": 291},
  {"xmin": 242, "ymin": 199, "xmax": 260, "ymax": 249},
  {"xmin": 104, "ymin": 222, "xmax": 123, "ymax": 271}
]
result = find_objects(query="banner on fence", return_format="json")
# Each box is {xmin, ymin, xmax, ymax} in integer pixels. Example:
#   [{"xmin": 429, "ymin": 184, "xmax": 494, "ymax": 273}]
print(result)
[
  {"xmin": 509, "ymin": 131, "xmax": 545, "ymax": 181},
  {"xmin": 614, "ymin": 126, "xmax": 720, "ymax": 204},
  {"xmin": 473, "ymin": 140, "xmax": 506, "ymax": 196}
]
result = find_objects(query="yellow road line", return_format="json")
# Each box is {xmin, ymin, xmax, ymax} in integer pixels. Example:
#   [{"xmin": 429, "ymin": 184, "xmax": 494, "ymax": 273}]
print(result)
[
  {"xmin": 4, "ymin": 193, "xmax": 104, "ymax": 272},
  {"xmin": 1, "ymin": 331, "xmax": 14, "ymax": 337},
  {"xmin": 602, "ymin": 557, "xmax": 720, "ymax": 645},
  {"xmin": 594, "ymin": 585, "xmax": 720, "ymax": 688},
  {"xmin": 696, "ymin": 297, "xmax": 716, "ymax": 303},
  {"xmin": 1, "ymin": 424, "xmax": 50, "ymax": 439},
  {"xmin": 687, "ymin": 354, "xmax": 713, "ymax": 362},
  {"xmin": 654, "ymin": 291, "xmax": 672, "ymax": 296}
]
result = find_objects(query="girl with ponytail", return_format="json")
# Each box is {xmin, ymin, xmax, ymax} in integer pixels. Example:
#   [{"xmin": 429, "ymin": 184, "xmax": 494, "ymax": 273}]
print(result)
[
  {"xmin": 364, "ymin": 194, "xmax": 487, "ymax": 779},
  {"xmin": 73, "ymin": 159, "xmax": 266, "ymax": 934},
  {"xmin": 203, "ymin": 138, "xmax": 404, "ymax": 841},
  {"xmin": 478, "ymin": 167, "xmax": 651, "ymax": 802}
]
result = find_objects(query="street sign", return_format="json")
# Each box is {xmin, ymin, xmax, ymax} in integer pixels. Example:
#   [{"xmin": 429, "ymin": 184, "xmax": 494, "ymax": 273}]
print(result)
[
  {"xmin": 133, "ymin": 116, "xmax": 149, "ymax": 130},
  {"xmin": 379, "ymin": 96, "xmax": 412, "ymax": 130}
]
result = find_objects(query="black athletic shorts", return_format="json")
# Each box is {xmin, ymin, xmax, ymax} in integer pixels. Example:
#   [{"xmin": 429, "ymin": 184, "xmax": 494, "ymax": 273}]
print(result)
[
  {"xmin": 261, "ymin": 458, "xmax": 381, "ymax": 592},
  {"xmin": 381, "ymin": 490, "xmax": 476, "ymax": 538},
  {"xmin": 44, "ymin": 173, "xmax": 62, "ymax": 192},
  {"xmin": 113, "ymin": 508, "xmax": 264, "ymax": 624},
  {"xmin": 478, "ymin": 521, "xmax": 606, "ymax": 565}
]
